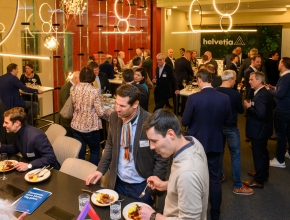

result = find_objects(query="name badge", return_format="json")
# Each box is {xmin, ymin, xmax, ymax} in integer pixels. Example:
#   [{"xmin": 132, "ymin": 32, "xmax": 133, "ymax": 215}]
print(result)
[
  {"xmin": 139, "ymin": 140, "xmax": 149, "ymax": 148},
  {"xmin": 26, "ymin": 152, "xmax": 35, "ymax": 157},
  {"xmin": 162, "ymin": 74, "xmax": 166, "ymax": 77}
]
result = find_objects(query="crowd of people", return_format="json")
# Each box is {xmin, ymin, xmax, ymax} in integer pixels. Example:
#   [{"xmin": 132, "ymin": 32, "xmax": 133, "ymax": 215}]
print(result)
[{"xmin": 0, "ymin": 45, "xmax": 290, "ymax": 220}]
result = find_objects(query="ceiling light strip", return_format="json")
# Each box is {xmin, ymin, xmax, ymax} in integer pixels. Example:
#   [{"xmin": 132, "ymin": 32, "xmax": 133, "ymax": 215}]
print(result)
[{"xmin": 0, "ymin": 53, "xmax": 51, "ymax": 60}]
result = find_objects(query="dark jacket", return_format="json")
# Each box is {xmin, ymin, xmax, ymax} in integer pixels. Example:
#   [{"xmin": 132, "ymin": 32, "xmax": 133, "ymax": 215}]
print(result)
[
  {"xmin": 97, "ymin": 72, "xmax": 111, "ymax": 92},
  {"xmin": 142, "ymin": 57, "xmax": 153, "ymax": 79},
  {"xmin": 165, "ymin": 57, "xmax": 175, "ymax": 69},
  {"xmin": 0, "ymin": 73, "xmax": 38, "ymax": 109},
  {"xmin": 59, "ymin": 81, "xmax": 73, "ymax": 128},
  {"xmin": 99, "ymin": 61, "xmax": 115, "ymax": 79},
  {"xmin": 211, "ymin": 74, "xmax": 222, "ymax": 88},
  {"xmin": 174, "ymin": 57, "xmax": 193, "ymax": 87},
  {"xmin": 0, "ymin": 125, "xmax": 60, "ymax": 170},
  {"xmin": 97, "ymin": 108, "xmax": 169, "ymax": 196},
  {"xmin": 181, "ymin": 87, "xmax": 232, "ymax": 153},
  {"xmin": 132, "ymin": 82, "xmax": 149, "ymax": 111},
  {"xmin": 265, "ymin": 59, "xmax": 280, "ymax": 85},
  {"xmin": 154, "ymin": 64, "xmax": 178, "ymax": 100},
  {"xmin": 246, "ymin": 87, "xmax": 273, "ymax": 139}
]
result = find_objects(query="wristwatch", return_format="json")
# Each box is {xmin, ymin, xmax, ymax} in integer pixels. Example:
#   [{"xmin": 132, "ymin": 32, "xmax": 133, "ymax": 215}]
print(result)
[
  {"xmin": 150, "ymin": 212, "xmax": 157, "ymax": 220},
  {"xmin": 27, "ymin": 163, "xmax": 32, "ymax": 169}
]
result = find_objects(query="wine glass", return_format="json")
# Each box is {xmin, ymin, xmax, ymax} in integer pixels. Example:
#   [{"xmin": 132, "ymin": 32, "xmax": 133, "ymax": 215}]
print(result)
[
  {"xmin": 32, "ymin": 78, "xmax": 37, "ymax": 87},
  {"xmin": 0, "ymin": 153, "xmax": 8, "ymax": 180},
  {"xmin": 182, "ymin": 80, "xmax": 187, "ymax": 89}
]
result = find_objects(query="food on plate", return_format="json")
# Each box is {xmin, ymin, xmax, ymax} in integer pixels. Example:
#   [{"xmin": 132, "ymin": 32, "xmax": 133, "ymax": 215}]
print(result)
[
  {"xmin": 28, "ymin": 173, "xmax": 35, "ymax": 179},
  {"xmin": 96, "ymin": 193, "xmax": 114, "ymax": 204},
  {"xmin": 128, "ymin": 204, "xmax": 142, "ymax": 220},
  {"xmin": 0, "ymin": 160, "xmax": 15, "ymax": 171}
]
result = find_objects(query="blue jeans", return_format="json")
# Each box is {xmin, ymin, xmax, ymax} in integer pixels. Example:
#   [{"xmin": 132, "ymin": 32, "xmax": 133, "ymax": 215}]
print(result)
[
  {"xmin": 115, "ymin": 176, "xmax": 154, "ymax": 206},
  {"xmin": 71, "ymin": 128, "xmax": 101, "ymax": 166},
  {"xmin": 221, "ymin": 126, "xmax": 242, "ymax": 188},
  {"xmin": 274, "ymin": 109, "xmax": 290, "ymax": 163}
]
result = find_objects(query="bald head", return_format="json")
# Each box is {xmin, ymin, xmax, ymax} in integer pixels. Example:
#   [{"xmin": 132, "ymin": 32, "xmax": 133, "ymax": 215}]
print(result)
[
  {"xmin": 71, "ymin": 71, "xmax": 80, "ymax": 84},
  {"xmin": 204, "ymin": 51, "xmax": 212, "ymax": 59},
  {"xmin": 167, "ymin": 49, "xmax": 174, "ymax": 58}
]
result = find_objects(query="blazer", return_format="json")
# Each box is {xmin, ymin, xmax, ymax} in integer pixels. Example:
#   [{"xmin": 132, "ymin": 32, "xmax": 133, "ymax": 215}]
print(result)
[
  {"xmin": 223, "ymin": 53, "xmax": 234, "ymax": 70},
  {"xmin": 181, "ymin": 87, "xmax": 232, "ymax": 153},
  {"xmin": 98, "ymin": 72, "xmax": 111, "ymax": 92},
  {"xmin": 99, "ymin": 61, "xmax": 115, "ymax": 79},
  {"xmin": 0, "ymin": 125, "xmax": 60, "ymax": 170},
  {"xmin": 0, "ymin": 73, "xmax": 38, "ymax": 109},
  {"xmin": 174, "ymin": 57, "xmax": 194, "ymax": 86},
  {"xmin": 237, "ymin": 58, "xmax": 267, "ymax": 83},
  {"xmin": 132, "ymin": 82, "xmax": 149, "ymax": 111},
  {"xmin": 142, "ymin": 57, "xmax": 153, "ymax": 79},
  {"xmin": 59, "ymin": 81, "xmax": 73, "ymax": 128},
  {"xmin": 208, "ymin": 58, "xmax": 218, "ymax": 73},
  {"xmin": 246, "ymin": 87, "xmax": 273, "ymax": 139},
  {"xmin": 154, "ymin": 64, "xmax": 178, "ymax": 100},
  {"xmin": 165, "ymin": 57, "xmax": 175, "ymax": 69},
  {"xmin": 244, "ymin": 66, "xmax": 255, "ymax": 99},
  {"xmin": 265, "ymin": 59, "xmax": 280, "ymax": 85},
  {"xmin": 211, "ymin": 74, "xmax": 222, "ymax": 88},
  {"xmin": 97, "ymin": 108, "xmax": 169, "ymax": 196}
]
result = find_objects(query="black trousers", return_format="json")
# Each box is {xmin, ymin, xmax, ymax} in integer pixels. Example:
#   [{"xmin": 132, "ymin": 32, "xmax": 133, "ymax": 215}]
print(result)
[{"xmin": 250, "ymin": 137, "xmax": 269, "ymax": 184}]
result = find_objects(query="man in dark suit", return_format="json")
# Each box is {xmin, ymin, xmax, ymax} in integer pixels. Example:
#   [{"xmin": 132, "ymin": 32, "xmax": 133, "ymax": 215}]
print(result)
[
  {"xmin": 99, "ymin": 55, "xmax": 115, "ymax": 79},
  {"xmin": 223, "ymin": 49, "xmax": 237, "ymax": 70},
  {"xmin": 122, "ymin": 69, "xmax": 149, "ymax": 111},
  {"xmin": 59, "ymin": 71, "xmax": 80, "ymax": 137},
  {"xmin": 86, "ymin": 84, "xmax": 169, "ymax": 205},
  {"xmin": 265, "ymin": 51, "xmax": 280, "ymax": 86},
  {"xmin": 182, "ymin": 68, "xmax": 231, "ymax": 220},
  {"xmin": 165, "ymin": 48, "xmax": 175, "ymax": 69},
  {"xmin": 205, "ymin": 51, "xmax": 218, "ymax": 73},
  {"xmin": 88, "ymin": 61, "xmax": 111, "ymax": 93},
  {"xmin": 0, "ymin": 63, "xmax": 42, "ymax": 110},
  {"xmin": 142, "ymin": 49, "xmax": 153, "ymax": 79},
  {"xmin": 0, "ymin": 107, "xmax": 60, "ymax": 171},
  {"xmin": 206, "ymin": 63, "xmax": 222, "ymax": 88},
  {"xmin": 153, "ymin": 53, "xmax": 179, "ymax": 112},
  {"xmin": 243, "ymin": 72, "xmax": 273, "ymax": 188},
  {"xmin": 244, "ymin": 55, "xmax": 262, "ymax": 100},
  {"xmin": 179, "ymin": 48, "xmax": 185, "ymax": 57},
  {"xmin": 132, "ymin": 56, "xmax": 142, "ymax": 72}
]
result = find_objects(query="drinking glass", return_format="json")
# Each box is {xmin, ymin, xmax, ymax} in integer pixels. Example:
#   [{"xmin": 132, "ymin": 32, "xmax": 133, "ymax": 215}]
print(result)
[
  {"xmin": 0, "ymin": 153, "xmax": 8, "ymax": 180},
  {"xmin": 110, "ymin": 201, "xmax": 121, "ymax": 219},
  {"xmin": 182, "ymin": 80, "xmax": 187, "ymax": 89},
  {"xmin": 32, "ymin": 78, "xmax": 37, "ymax": 86},
  {"xmin": 78, "ymin": 193, "xmax": 90, "ymax": 211}
]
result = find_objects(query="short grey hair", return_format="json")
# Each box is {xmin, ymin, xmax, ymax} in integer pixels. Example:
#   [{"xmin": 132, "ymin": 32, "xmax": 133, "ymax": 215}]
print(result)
[
  {"xmin": 156, "ymin": 53, "xmax": 165, "ymax": 59},
  {"xmin": 250, "ymin": 71, "xmax": 265, "ymax": 84},
  {"xmin": 221, "ymin": 70, "xmax": 236, "ymax": 81}
]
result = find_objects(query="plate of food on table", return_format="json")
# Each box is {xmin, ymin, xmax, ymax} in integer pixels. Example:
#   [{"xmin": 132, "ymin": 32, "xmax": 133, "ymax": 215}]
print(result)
[
  {"xmin": 24, "ymin": 166, "xmax": 52, "ymax": 182},
  {"xmin": 91, "ymin": 189, "xmax": 119, "ymax": 207},
  {"xmin": 123, "ymin": 202, "xmax": 151, "ymax": 220},
  {"xmin": 0, "ymin": 160, "xmax": 18, "ymax": 172}
]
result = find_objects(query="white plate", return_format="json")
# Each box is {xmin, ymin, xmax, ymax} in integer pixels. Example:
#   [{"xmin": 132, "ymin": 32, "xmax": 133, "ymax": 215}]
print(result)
[
  {"xmin": 0, "ymin": 160, "xmax": 18, "ymax": 172},
  {"xmin": 91, "ymin": 189, "xmax": 119, "ymax": 207},
  {"xmin": 122, "ymin": 202, "xmax": 151, "ymax": 220},
  {"xmin": 24, "ymin": 168, "xmax": 51, "ymax": 183}
]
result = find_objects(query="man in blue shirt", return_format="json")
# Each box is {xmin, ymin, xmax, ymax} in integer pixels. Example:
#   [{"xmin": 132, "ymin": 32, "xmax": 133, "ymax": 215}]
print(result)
[
  {"xmin": 266, "ymin": 57, "xmax": 290, "ymax": 168},
  {"xmin": 86, "ymin": 84, "xmax": 169, "ymax": 205}
]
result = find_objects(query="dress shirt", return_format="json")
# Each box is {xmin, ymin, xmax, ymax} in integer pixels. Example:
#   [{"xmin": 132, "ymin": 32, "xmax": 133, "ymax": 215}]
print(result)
[
  {"xmin": 70, "ymin": 80, "xmax": 75, "ymax": 86},
  {"xmin": 254, "ymin": 86, "xmax": 264, "ymax": 96},
  {"xmin": 202, "ymin": 86, "xmax": 213, "ymax": 90},
  {"xmin": 117, "ymin": 115, "xmax": 145, "ymax": 183},
  {"xmin": 169, "ymin": 57, "xmax": 175, "ymax": 69},
  {"xmin": 250, "ymin": 66, "xmax": 258, "ymax": 72},
  {"xmin": 280, "ymin": 70, "xmax": 290, "ymax": 77},
  {"xmin": 158, "ymin": 63, "xmax": 166, "ymax": 77}
]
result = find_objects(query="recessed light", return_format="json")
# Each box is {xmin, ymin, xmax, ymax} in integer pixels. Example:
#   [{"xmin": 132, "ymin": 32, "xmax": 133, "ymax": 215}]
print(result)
[
  {"xmin": 172, "ymin": 6, "xmax": 177, "ymax": 9},
  {"xmin": 286, "ymin": 5, "xmax": 290, "ymax": 8}
]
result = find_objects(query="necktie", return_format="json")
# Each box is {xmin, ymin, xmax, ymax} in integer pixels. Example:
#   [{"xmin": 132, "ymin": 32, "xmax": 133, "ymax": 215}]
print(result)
[{"xmin": 94, "ymin": 79, "xmax": 99, "ymax": 88}]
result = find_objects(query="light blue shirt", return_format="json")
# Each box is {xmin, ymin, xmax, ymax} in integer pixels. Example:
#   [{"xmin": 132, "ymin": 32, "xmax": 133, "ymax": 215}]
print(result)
[
  {"xmin": 158, "ymin": 63, "xmax": 166, "ymax": 77},
  {"xmin": 117, "ymin": 115, "xmax": 145, "ymax": 183}
]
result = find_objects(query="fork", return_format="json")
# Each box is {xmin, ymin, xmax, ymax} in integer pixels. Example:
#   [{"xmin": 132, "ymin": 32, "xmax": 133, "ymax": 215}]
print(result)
[
  {"xmin": 38, "ymin": 167, "xmax": 53, "ymax": 177},
  {"xmin": 139, "ymin": 184, "xmax": 148, "ymax": 198}
]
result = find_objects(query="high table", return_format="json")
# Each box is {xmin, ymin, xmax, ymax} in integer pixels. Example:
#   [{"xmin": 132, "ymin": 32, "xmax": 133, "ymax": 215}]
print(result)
[
  {"xmin": 0, "ymin": 156, "xmax": 137, "ymax": 220},
  {"xmin": 175, "ymin": 87, "xmax": 200, "ymax": 116},
  {"xmin": 21, "ymin": 86, "xmax": 55, "ymax": 128},
  {"xmin": 108, "ymin": 76, "xmax": 123, "ymax": 85}
]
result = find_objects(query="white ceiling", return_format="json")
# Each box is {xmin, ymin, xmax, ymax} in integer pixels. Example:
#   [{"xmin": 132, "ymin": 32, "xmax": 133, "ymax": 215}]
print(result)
[{"xmin": 157, "ymin": 0, "xmax": 290, "ymax": 13}]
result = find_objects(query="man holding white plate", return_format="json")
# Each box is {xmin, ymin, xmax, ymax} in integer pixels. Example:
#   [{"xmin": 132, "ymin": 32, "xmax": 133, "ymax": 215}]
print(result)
[
  {"xmin": 140, "ymin": 109, "xmax": 209, "ymax": 220},
  {"xmin": 0, "ymin": 107, "xmax": 60, "ymax": 171}
]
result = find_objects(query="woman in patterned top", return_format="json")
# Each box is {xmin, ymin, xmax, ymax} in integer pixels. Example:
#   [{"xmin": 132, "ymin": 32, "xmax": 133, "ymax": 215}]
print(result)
[{"xmin": 71, "ymin": 67, "xmax": 112, "ymax": 166}]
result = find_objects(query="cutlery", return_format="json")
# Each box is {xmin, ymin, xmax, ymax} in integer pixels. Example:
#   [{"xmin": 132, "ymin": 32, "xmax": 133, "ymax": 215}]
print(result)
[
  {"xmin": 38, "ymin": 167, "xmax": 54, "ymax": 178},
  {"xmin": 28, "ymin": 165, "xmax": 50, "ymax": 179},
  {"xmin": 139, "ymin": 184, "xmax": 148, "ymax": 198},
  {"xmin": 34, "ymin": 165, "xmax": 50, "ymax": 175}
]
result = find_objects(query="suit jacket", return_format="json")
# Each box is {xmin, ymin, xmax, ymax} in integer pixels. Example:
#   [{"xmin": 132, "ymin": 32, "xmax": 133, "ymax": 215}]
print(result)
[
  {"xmin": 142, "ymin": 57, "xmax": 153, "ymax": 79},
  {"xmin": 165, "ymin": 57, "xmax": 175, "ymax": 69},
  {"xmin": 99, "ymin": 61, "xmax": 115, "ymax": 79},
  {"xmin": 132, "ymin": 83, "xmax": 149, "ymax": 111},
  {"xmin": 0, "ymin": 73, "xmax": 38, "ymax": 109},
  {"xmin": 59, "ymin": 81, "xmax": 73, "ymax": 128},
  {"xmin": 265, "ymin": 59, "xmax": 280, "ymax": 85},
  {"xmin": 98, "ymin": 72, "xmax": 111, "ymax": 92},
  {"xmin": 228, "ymin": 63, "xmax": 238, "ymax": 74},
  {"xmin": 181, "ymin": 88, "xmax": 232, "ymax": 153},
  {"xmin": 211, "ymin": 74, "xmax": 222, "ymax": 88},
  {"xmin": 244, "ymin": 66, "xmax": 255, "ymax": 99},
  {"xmin": 97, "ymin": 108, "xmax": 169, "ymax": 195},
  {"xmin": 246, "ymin": 87, "xmax": 273, "ymax": 139},
  {"xmin": 0, "ymin": 125, "xmax": 60, "ymax": 170},
  {"xmin": 223, "ymin": 53, "xmax": 234, "ymax": 70},
  {"xmin": 174, "ymin": 57, "xmax": 194, "ymax": 86},
  {"xmin": 154, "ymin": 64, "xmax": 178, "ymax": 100},
  {"xmin": 237, "ymin": 58, "xmax": 267, "ymax": 83}
]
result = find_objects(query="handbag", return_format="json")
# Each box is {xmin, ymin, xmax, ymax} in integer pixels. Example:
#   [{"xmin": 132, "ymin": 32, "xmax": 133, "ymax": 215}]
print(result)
[{"xmin": 59, "ymin": 95, "xmax": 73, "ymax": 119}]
